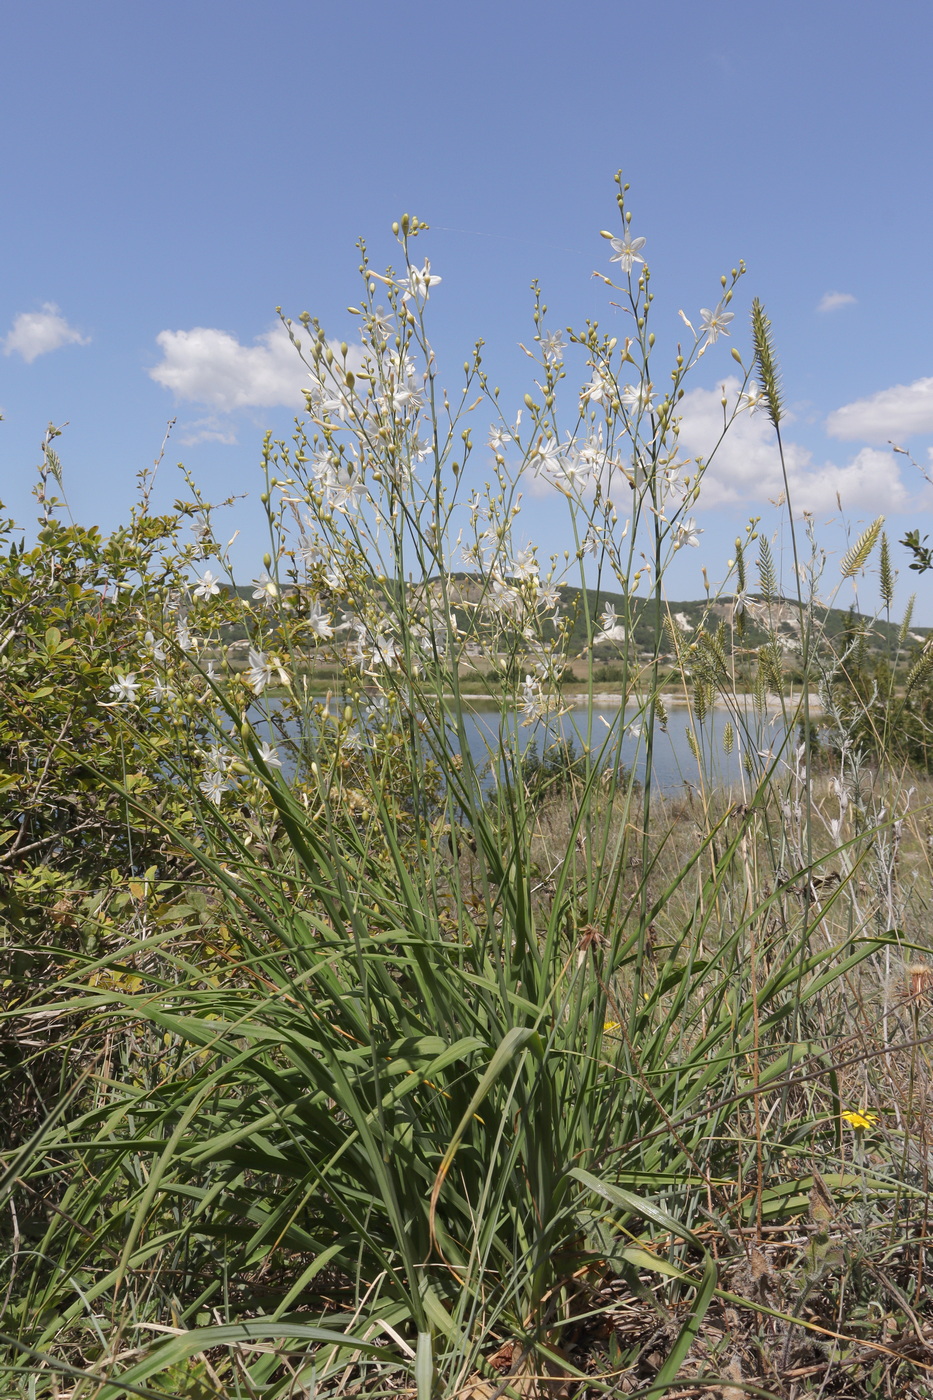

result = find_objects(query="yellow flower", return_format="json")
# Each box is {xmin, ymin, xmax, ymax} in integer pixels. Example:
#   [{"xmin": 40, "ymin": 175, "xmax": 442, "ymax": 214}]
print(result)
[
  {"xmin": 841, "ymin": 1109, "xmax": 878, "ymax": 1131},
  {"xmin": 603, "ymin": 1021, "xmax": 621, "ymax": 1034}
]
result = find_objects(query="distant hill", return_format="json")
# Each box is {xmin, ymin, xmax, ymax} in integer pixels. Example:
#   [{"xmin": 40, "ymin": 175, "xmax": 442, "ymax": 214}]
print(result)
[
  {"xmin": 551, "ymin": 585, "xmax": 929, "ymax": 666},
  {"xmin": 216, "ymin": 577, "xmax": 930, "ymax": 674}
]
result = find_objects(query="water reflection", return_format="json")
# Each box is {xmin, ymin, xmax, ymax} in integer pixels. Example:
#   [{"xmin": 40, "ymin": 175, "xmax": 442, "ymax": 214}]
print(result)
[
  {"xmin": 457, "ymin": 698, "xmax": 795, "ymax": 794},
  {"xmin": 267, "ymin": 693, "xmax": 799, "ymax": 796}
]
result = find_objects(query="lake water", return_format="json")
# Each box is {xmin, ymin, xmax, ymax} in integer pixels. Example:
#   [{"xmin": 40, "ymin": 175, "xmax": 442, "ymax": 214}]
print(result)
[
  {"xmin": 456, "ymin": 698, "xmax": 797, "ymax": 794},
  {"xmin": 271, "ymin": 694, "xmax": 801, "ymax": 795}
]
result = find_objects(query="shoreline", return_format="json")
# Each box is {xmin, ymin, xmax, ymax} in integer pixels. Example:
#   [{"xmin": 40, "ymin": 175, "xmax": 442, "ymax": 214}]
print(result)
[{"xmin": 451, "ymin": 691, "xmax": 826, "ymax": 716}]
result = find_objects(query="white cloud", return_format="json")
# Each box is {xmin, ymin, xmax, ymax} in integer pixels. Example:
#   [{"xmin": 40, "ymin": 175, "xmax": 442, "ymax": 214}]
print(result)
[
  {"xmin": 3, "ymin": 303, "xmax": 90, "ymax": 362},
  {"xmin": 177, "ymin": 415, "xmax": 240, "ymax": 447},
  {"xmin": 817, "ymin": 290, "xmax": 857, "ymax": 313},
  {"xmin": 149, "ymin": 323, "xmax": 312, "ymax": 411},
  {"xmin": 825, "ymin": 377, "xmax": 933, "ymax": 443},
  {"xmin": 677, "ymin": 378, "xmax": 911, "ymax": 515},
  {"xmin": 149, "ymin": 322, "xmax": 368, "ymax": 417}
]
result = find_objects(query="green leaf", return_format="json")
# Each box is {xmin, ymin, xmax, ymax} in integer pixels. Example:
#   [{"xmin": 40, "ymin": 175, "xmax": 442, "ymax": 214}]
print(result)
[
  {"xmin": 415, "ymin": 1331, "xmax": 434, "ymax": 1400},
  {"xmin": 96, "ymin": 1320, "xmax": 395, "ymax": 1397}
]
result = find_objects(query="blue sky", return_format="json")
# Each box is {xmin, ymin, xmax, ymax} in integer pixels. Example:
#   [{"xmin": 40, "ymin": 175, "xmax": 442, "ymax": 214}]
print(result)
[{"xmin": 3, "ymin": 0, "xmax": 933, "ymax": 618}]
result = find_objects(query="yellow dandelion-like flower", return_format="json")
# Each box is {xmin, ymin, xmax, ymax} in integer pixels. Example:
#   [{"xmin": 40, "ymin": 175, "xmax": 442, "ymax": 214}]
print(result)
[
  {"xmin": 841, "ymin": 1109, "xmax": 878, "ymax": 1131},
  {"xmin": 603, "ymin": 1021, "xmax": 621, "ymax": 1034}
]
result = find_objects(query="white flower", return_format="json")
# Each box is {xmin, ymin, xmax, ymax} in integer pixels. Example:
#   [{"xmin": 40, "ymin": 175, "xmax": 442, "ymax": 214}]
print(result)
[
  {"xmin": 258, "ymin": 740, "xmax": 282, "ymax": 768},
  {"xmin": 539, "ymin": 329, "xmax": 565, "ymax": 364},
  {"xmin": 175, "ymin": 620, "xmax": 194, "ymax": 653},
  {"xmin": 379, "ymin": 378, "xmax": 424, "ymax": 419},
  {"xmin": 245, "ymin": 648, "xmax": 274, "ymax": 695},
  {"xmin": 520, "ymin": 673, "xmax": 544, "ymax": 724},
  {"xmin": 369, "ymin": 304, "xmax": 394, "ymax": 336},
  {"xmin": 297, "ymin": 536, "xmax": 324, "ymax": 570},
  {"xmin": 306, "ymin": 373, "xmax": 351, "ymax": 421},
  {"xmin": 555, "ymin": 447, "xmax": 596, "ymax": 493},
  {"xmin": 673, "ymin": 518, "xmax": 702, "ymax": 550},
  {"xmin": 625, "ymin": 455, "xmax": 649, "ymax": 490},
  {"xmin": 409, "ymin": 430, "xmax": 432, "ymax": 461},
  {"xmin": 308, "ymin": 447, "xmax": 336, "ymax": 485},
  {"xmin": 491, "ymin": 579, "xmax": 522, "ymax": 618},
  {"xmin": 143, "ymin": 630, "xmax": 167, "ymax": 663},
  {"xmin": 581, "ymin": 525, "xmax": 601, "ymax": 557},
  {"xmin": 194, "ymin": 570, "xmax": 221, "ymax": 599},
  {"xmin": 510, "ymin": 548, "xmax": 538, "ymax": 582},
  {"xmin": 108, "ymin": 672, "xmax": 141, "ymax": 703},
  {"xmin": 595, "ymin": 604, "xmax": 627, "ymax": 645},
  {"xmin": 620, "ymin": 383, "xmax": 655, "ymax": 413},
  {"xmin": 609, "ymin": 231, "xmax": 646, "ymax": 273},
  {"xmin": 364, "ymin": 694, "xmax": 390, "ymax": 725},
  {"xmin": 151, "ymin": 677, "xmax": 175, "ymax": 704},
  {"xmin": 398, "ymin": 260, "xmax": 441, "ymax": 305},
  {"xmin": 732, "ymin": 590, "xmax": 763, "ymax": 620},
  {"xmin": 370, "ymin": 632, "xmax": 401, "ymax": 669},
  {"xmin": 581, "ymin": 371, "xmax": 610, "ymax": 405},
  {"xmin": 307, "ymin": 598, "xmax": 334, "ymax": 639},
  {"xmin": 202, "ymin": 743, "xmax": 232, "ymax": 773},
  {"xmin": 351, "ymin": 625, "xmax": 401, "ymax": 674},
  {"xmin": 699, "ymin": 304, "xmax": 735, "ymax": 343},
  {"xmin": 199, "ymin": 771, "xmax": 230, "ymax": 806},
  {"xmin": 488, "ymin": 425, "xmax": 512, "ymax": 454},
  {"xmin": 326, "ymin": 466, "xmax": 367, "ymax": 514},
  {"xmin": 385, "ymin": 350, "xmax": 418, "ymax": 381},
  {"xmin": 532, "ymin": 438, "xmax": 564, "ymax": 476},
  {"xmin": 252, "ymin": 571, "xmax": 279, "ymax": 603}
]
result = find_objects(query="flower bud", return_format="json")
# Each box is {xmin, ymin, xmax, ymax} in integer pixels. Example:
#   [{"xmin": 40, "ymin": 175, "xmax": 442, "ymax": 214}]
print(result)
[
  {"xmin": 392, "ymin": 221, "xmax": 399, "ymax": 235},
  {"xmin": 523, "ymin": 393, "xmax": 535, "ymax": 409},
  {"xmin": 263, "ymin": 553, "xmax": 272, "ymax": 568},
  {"xmin": 731, "ymin": 348, "xmax": 743, "ymax": 364}
]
